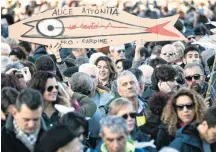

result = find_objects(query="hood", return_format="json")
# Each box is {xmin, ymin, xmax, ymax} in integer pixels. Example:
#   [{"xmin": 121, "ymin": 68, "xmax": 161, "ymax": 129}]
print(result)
[{"xmin": 100, "ymin": 139, "xmax": 135, "ymax": 152}]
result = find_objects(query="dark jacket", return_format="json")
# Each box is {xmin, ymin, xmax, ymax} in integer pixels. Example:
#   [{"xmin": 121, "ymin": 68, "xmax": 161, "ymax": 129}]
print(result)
[
  {"xmin": 29, "ymin": 45, "xmax": 47, "ymax": 63},
  {"xmin": 139, "ymin": 114, "xmax": 161, "ymax": 140},
  {"xmin": 169, "ymin": 123, "xmax": 216, "ymax": 152},
  {"xmin": 72, "ymin": 92, "xmax": 97, "ymax": 118},
  {"xmin": 156, "ymin": 123, "xmax": 176, "ymax": 150},
  {"xmin": 1, "ymin": 115, "xmax": 47, "ymax": 152}
]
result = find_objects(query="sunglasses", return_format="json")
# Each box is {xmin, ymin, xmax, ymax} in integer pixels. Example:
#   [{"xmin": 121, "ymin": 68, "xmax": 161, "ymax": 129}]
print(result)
[
  {"xmin": 162, "ymin": 53, "xmax": 174, "ymax": 56},
  {"xmin": 46, "ymin": 85, "xmax": 58, "ymax": 92},
  {"xmin": 185, "ymin": 74, "xmax": 201, "ymax": 81},
  {"xmin": 187, "ymin": 37, "xmax": 195, "ymax": 40},
  {"xmin": 122, "ymin": 112, "xmax": 136, "ymax": 120},
  {"xmin": 175, "ymin": 103, "xmax": 194, "ymax": 111},
  {"xmin": 117, "ymin": 50, "xmax": 125, "ymax": 54}
]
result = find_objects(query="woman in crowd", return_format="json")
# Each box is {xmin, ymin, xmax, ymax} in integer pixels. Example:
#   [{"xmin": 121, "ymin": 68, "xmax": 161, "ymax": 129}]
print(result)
[
  {"xmin": 9, "ymin": 46, "xmax": 27, "ymax": 64},
  {"xmin": 107, "ymin": 98, "xmax": 157, "ymax": 152},
  {"xmin": 95, "ymin": 56, "xmax": 117, "ymax": 89},
  {"xmin": 27, "ymin": 71, "xmax": 61, "ymax": 128},
  {"xmin": 115, "ymin": 58, "xmax": 132, "ymax": 74},
  {"xmin": 156, "ymin": 88, "xmax": 207, "ymax": 150}
]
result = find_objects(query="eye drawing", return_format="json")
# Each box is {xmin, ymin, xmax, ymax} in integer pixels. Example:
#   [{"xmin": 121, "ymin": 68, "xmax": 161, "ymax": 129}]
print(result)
[{"xmin": 36, "ymin": 18, "xmax": 64, "ymax": 37}]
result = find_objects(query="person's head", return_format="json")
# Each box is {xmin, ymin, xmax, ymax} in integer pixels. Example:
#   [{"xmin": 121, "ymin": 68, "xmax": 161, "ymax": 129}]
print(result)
[
  {"xmin": 139, "ymin": 47, "xmax": 150, "ymax": 60},
  {"xmin": 138, "ymin": 65, "xmax": 154, "ymax": 86},
  {"xmin": 69, "ymin": 72, "xmax": 95, "ymax": 97},
  {"xmin": 109, "ymin": 45, "xmax": 126, "ymax": 61},
  {"xmin": 161, "ymin": 88, "xmax": 206, "ymax": 135},
  {"xmin": 59, "ymin": 112, "xmax": 88, "ymax": 141},
  {"xmin": 100, "ymin": 116, "xmax": 128, "ymax": 152},
  {"xmin": 183, "ymin": 45, "xmax": 201, "ymax": 64},
  {"xmin": 184, "ymin": 29, "xmax": 196, "ymax": 43},
  {"xmin": 160, "ymin": 44, "xmax": 177, "ymax": 63},
  {"xmin": 75, "ymin": 56, "xmax": 89, "ymax": 66},
  {"xmin": 1, "ymin": 43, "xmax": 11, "ymax": 56},
  {"xmin": 5, "ymin": 37, "xmax": 19, "ymax": 48},
  {"xmin": 63, "ymin": 66, "xmax": 79, "ymax": 81},
  {"xmin": 21, "ymin": 61, "xmax": 37, "ymax": 76},
  {"xmin": 148, "ymin": 92, "xmax": 169, "ymax": 116},
  {"xmin": 117, "ymin": 70, "xmax": 139, "ymax": 99},
  {"xmin": 115, "ymin": 59, "xmax": 132, "ymax": 74},
  {"xmin": 149, "ymin": 57, "xmax": 167, "ymax": 69},
  {"xmin": 35, "ymin": 55, "xmax": 56, "ymax": 75},
  {"xmin": 12, "ymin": 88, "xmax": 44, "ymax": 134},
  {"xmin": 71, "ymin": 48, "xmax": 87, "ymax": 57},
  {"xmin": 109, "ymin": 98, "xmax": 136, "ymax": 133},
  {"xmin": 151, "ymin": 45, "xmax": 162, "ymax": 57},
  {"xmin": 198, "ymin": 106, "xmax": 216, "ymax": 144},
  {"xmin": 95, "ymin": 56, "xmax": 117, "ymax": 84},
  {"xmin": 184, "ymin": 62, "xmax": 205, "ymax": 89},
  {"xmin": 27, "ymin": 71, "xmax": 58, "ymax": 103},
  {"xmin": 79, "ymin": 63, "xmax": 99, "ymax": 87},
  {"xmin": 151, "ymin": 65, "xmax": 178, "ymax": 92},
  {"xmin": 89, "ymin": 52, "xmax": 106, "ymax": 64},
  {"xmin": 9, "ymin": 47, "xmax": 27, "ymax": 64},
  {"xmin": 56, "ymin": 82, "xmax": 72, "ymax": 107},
  {"xmin": 172, "ymin": 41, "xmax": 185, "ymax": 61},
  {"xmin": 1, "ymin": 87, "xmax": 19, "ymax": 115},
  {"xmin": 128, "ymin": 68, "xmax": 145, "ymax": 95},
  {"xmin": 39, "ymin": 124, "xmax": 82, "ymax": 152},
  {"xmin": 1, "ymin": 73, "xmax": 25, "ymax": 91}
]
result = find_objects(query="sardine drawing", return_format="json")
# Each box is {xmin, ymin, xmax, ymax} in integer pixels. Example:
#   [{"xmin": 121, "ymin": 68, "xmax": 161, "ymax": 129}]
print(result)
[{"xmin": 9, "ymin": 6, "xmax": 186, "ymax": 48}]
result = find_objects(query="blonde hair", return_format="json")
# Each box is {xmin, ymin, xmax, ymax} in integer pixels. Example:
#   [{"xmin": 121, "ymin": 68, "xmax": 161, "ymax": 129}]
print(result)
[
  {"xmin": 161, "ymin": 88, "xmax": 207, "ymax": 135},
  {"xmin": 109, "ymin": 98, "xmax": 134, "ymax": 115}
]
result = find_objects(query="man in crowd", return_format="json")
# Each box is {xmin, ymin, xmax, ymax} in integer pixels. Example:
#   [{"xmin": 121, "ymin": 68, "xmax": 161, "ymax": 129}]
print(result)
[
  {"xmin": 170, "ymin": 106, "xmax": 216, "ymax": 152},
  {"xmin": 184, "ymin": 62, "xmax": 208, "ymax": 97},
  {"xmin": 160, "ymin": 44, "xmax": 177, "ymax": 64},
  {"xmin": 117, "ymin": 70, "xmax": 148, "ymax": 127},
  {"xmin": 2, "ymin": 88, "xmax": 46, "ymax": 152},
  {"xmin": 183, "ymin": 45, "xmax": 201, "ymax": 67}
]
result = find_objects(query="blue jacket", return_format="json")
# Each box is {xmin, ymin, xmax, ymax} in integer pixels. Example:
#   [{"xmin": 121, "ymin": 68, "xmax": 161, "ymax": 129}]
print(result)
[{"xmin": 169, "ymin": 123, "xmax": 216, "ymax": 152}]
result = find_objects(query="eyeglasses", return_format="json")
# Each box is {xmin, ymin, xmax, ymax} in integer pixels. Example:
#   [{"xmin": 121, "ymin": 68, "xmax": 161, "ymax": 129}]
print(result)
[
  {"xmin": 185, "ymin": 74, "xmax": 201, "ymax": 81},
  {"xmin": 122, "ymin": 112, "xmax": 136, "ymax": 120},
  {"xmin": 175, "ymin": 103, "xmax": 194, "ymax": 111},
  {"xmin": 46, "ymin": 85, "xmax": 58, "ymax": 92},
  {"xmin": 162, "ymin": 53, "xmax": 174, "ymax": 56},
  {"xmin": 117, "ymin": 50, "xmax": 125, "ymax": 54}
]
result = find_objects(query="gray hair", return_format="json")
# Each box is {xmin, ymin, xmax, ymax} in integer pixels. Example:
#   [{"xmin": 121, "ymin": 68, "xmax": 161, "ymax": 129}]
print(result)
[
  {"xmin": 79, "ymin": 63, "xmax": 99, "ymax": 73},
  {"xmin": 1, "ymin": 43, "xmax": 11, "ymax": 56},
  {"xmin": 109, "ymin": 98, "xmax": 134, "ymax": 115},
  {"xmin": 117, "ymin": 70, "xmax": 138, "ymax": 87},
  {"xmin": 100, "ymin": 116, "xmax": 128, "ymax": 137},
  {"xmin": 5, "ymin": 37, "xmax": 19, "ymax": 48},
  {"xmin": 76, "ymin": 56, "xmax": 89, "ymax": 66},
  {"xmin": 69, "ymin": 72, "xmax": 94, "ymax": 97},
  {"xmin": 184, "ymin": 62, "xmax": 204, "ymax": 75}
]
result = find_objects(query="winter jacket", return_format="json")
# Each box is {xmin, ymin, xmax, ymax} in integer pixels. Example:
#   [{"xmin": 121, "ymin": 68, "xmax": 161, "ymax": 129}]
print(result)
[
  {"xmin": 169, "ymin": 123, "xmax": 216, "ymax": 152},
  {"xmin": 1, "ymin": 115, "xmax": 47, "ymax": 152}
]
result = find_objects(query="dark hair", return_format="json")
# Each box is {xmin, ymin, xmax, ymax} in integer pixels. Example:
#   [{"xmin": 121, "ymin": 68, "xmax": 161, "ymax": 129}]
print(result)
[
  {"xmin": 194, "ymin": 24, "xmax": 211, "ymax": 36},
  {"xmin": 115, "ymin": 59, "xmax": 132, "ymax": 70},
  {"xmin": 140, "ymin": 47, "xmax": 150, "ymax": 58},
  {"xmin": 35, "ymin": 55, "xmax": 56, "ymax": 71},
  {"xmin": 149, "ymin": 57, "xmax": 167, "ymax": 69},
  {"xmin": 128, "ymin": 68, "xmax": 143, "ymax": 83},
  {"xmin": 1, "ymin": 73, "xmax": 25, "ymax": 91},
  {"xmin": 148, "ymin": 92, "xmax": 169, "ymax": 115},
  {"xmin": 19, "ymin": 41, "xmax": 32, "ymax": 54},
  {"xmin": 151, "ymin": 65, "xmax": 177, "ymax": 91},
  {"xmin": 27, "ymin": 71, "xmax": 55, "ymax": 94},
  {"xmin": 95, "ymin": 56, "xmax": 117, "ymax": 82},
  {"xmin": 184, "ymin": 45, "xmax": 200, "ymax": 57},
  {"xmin": 21, "ymin": 61, "xmax": 37, "ymax": 76},
  {"xmin": 59, "ymin": 112, "xmax": 88, "ymax": 136},
  {"xmin": 9, "ymin": 46, "xmax": 27, "ymax": 60},
  {"xmin": 203, "ymin": 106, "xmax": 216, "ymax": 128},
  {"xmin": 1, "ymin": 87, "xmax": 19, "ymax": 113},
  {"xmin": 174, "ymin": 19, "xmax": 184, "ymax": 32},
  {"xmin": 15, "ymin": 88, "xmax": 44, "ymax": 111}
]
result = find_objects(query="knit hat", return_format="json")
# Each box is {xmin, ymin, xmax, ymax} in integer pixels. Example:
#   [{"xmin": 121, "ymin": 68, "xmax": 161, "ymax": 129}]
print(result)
[
  {"xmin": 39, "ymin": 125, "xmax": 76, "ymax": 152},
  {"xmin": 63, "ymin": 66, "xmax": 78, "ymax": 77},
  {"xmin": 35, "ymin": 55, "xmax": 56, "ymax": 71}
]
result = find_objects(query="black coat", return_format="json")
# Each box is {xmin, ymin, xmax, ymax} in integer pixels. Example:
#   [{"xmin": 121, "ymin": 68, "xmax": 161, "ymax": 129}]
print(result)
[
  {"xmin": 169, "ymin": 123, "xmax": 216, "ymax": 152},
  {"xmin": 1, "ymin": 115, "xmax": 47, "ymax": 152},
  {"xmin": 139, "ymin": 114, "xmax": 161, "ymax": 140}
]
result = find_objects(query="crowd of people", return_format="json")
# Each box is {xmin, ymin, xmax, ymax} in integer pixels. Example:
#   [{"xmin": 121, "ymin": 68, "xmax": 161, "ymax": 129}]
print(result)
[{"xmin": 1, "ymin": 0, "xmax": 216, "ymax": 152}]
